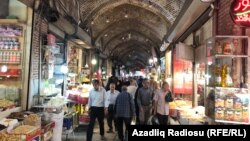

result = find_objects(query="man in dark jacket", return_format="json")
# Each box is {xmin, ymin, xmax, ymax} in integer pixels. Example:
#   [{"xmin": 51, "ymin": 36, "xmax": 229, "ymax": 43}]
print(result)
[{"xmin": 115, "ymin": 85, "xmax": 135, "ymax": 141}]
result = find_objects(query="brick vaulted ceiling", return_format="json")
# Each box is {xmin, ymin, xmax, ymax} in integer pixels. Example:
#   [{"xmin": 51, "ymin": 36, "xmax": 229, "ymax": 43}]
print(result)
[
  {"xmin": 22, "ymin": 0, "xmax": 188, "ymax": 68},
  {"xmin": 77, "ymin": 0, "xmax": 187, "ymax": 67}
]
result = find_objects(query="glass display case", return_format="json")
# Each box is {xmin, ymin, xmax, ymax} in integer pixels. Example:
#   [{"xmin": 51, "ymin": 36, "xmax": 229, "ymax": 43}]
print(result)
[
  {"xmin": 0, "ymin": 19, "xmax": 25, "ymax": 112},
  {"xmin": 205, "ymin": 35, "xmax": 250, "ymax": 124}
]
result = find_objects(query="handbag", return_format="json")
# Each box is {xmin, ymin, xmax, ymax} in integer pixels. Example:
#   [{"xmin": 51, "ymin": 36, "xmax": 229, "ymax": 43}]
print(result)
[{"xmin": 165, "ymin": 91, "xmax": 173, "ymax": 102}]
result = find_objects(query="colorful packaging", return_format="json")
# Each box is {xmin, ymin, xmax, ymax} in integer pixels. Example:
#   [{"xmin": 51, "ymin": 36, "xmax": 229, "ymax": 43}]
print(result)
[
  {"xmin": 215, "ymin": 97, "xmax": 225, "ymax": 108},
  {"xmin": 234, "ymin": 110, "xmax": 242, "ymax": 122},
  {"xmin": 225, "ymin": 96, "xmax": 234, "ymax": 109},
  {"xmin": 215, "ymin": 108, "xmax": 224, "ymax": 120},
  {"xmin": 234, "ymin": 98, "xmax": 242, "ymax": 110},
  {"xmin": 242, "ymin": 107, "xmax": 249, "ymax": 123},
  {"xmin": 225, "ymin": 109, "xmax": 234, "ymax": 121}
]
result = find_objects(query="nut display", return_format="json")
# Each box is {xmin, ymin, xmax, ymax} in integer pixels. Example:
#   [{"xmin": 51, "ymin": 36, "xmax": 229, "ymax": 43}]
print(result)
[
  {"xmin": 0, "ymin": 99, "xmax": 15, "ymax": 108},
  {"xmin": 0, "ymin": 132, "xmax": 20, "ymax": 141},
  {"xmin": 12, "ymin": 125, "xmax": 37, "ymax": 134},
  {"xmin": 24, "ymin": 114, "xmax": 41, "ymax": 127}
]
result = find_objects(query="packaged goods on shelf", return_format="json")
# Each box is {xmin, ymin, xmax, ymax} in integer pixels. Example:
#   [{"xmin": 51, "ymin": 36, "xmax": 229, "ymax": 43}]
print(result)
[{"xmin": 214, "ymin": 88, "xmax": 250, "ymax": 123}]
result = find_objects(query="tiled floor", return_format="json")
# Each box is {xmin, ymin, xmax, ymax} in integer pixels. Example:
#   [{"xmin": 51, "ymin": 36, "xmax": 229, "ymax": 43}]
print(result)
[{"xmin": 62, "ymin": 121, "xmax": 120, "ymax": 141}]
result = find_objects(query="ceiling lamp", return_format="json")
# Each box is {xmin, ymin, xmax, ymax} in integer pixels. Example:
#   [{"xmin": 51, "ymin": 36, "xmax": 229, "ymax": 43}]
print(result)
[
  {"xmin": 124, "ymin": 10, "xmax": 128, "ymax": 18},
  {"xmin": 91, "ymin": 19, "xmax": 94, "ymax": 25},
  {"xmin": 91, "ymin": 58, "xmax": 97, "ymax": 65},
  {"xmin": 106, "ymin": 17, "xmax": 110, "ymax": 23},
  {"xmin": 104, "ymin": 34, "xmax": 108, "ymax": 37},
  {"xmin": 149, "ymin": 1, "xmax": 153, "ymax": 8}
]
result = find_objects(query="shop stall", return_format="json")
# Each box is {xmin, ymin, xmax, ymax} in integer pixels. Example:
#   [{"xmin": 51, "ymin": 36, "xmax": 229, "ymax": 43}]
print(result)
[
  {"xmin": 204, "ymin": 35, "xmax": 250, "ymax": 124},
  {"xmin": 0, "ymin": 19, "xmax": 29, "ymax": 118}
]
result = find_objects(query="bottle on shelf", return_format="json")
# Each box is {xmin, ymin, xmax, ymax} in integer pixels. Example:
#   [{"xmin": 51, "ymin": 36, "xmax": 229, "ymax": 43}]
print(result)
[
  {"xmin": 215, "ymin": 41, "xmax": 222, "ymax": 54},
  {"xmin": 221, "ymin": 64, "xmax": 227, "ymax": 87},
  {"xmin": 225, "ymin": 66, "xmax": 233, "ymax": 87},
  {"xmin": 222, "ymin": 42, "xmax": 233, "ymax": 55}
]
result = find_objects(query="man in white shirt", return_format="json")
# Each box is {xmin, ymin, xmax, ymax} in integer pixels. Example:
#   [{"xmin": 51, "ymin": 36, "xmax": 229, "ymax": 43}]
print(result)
[
  {"xmin": 87, "ymin": 80, "xmax": 109, "ymax": 141},
  {"xmin": 153, "ymin": 82, "xmax": 171, "ymax": 125},
  {"xmin": 106, "ymin": 83, "xmax": 120, "ymax": 133},
  {"xmin": 127, "ymin": 79, "xmax": 138, "ymax": 100}
]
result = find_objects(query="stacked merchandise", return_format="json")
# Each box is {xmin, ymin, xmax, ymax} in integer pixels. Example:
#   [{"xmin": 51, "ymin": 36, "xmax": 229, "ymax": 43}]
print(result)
[
  {"xmin": 66, "ymin": 84, "xmax": 92, "ymax": 125},
  {"xmin": 0, "ymin": 113, "xmax": 42, "ymax": 141},
  {"xmin": 215, "ymin": 88, "xmax": 250, "ymax": 124}
]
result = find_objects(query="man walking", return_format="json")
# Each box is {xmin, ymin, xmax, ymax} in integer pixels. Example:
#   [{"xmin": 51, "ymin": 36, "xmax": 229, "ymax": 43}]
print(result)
[
  {"xmin": 87, "ymin": 80, "xmax": 109, "ymax": 141},
  {"xmin": 115, "ymin": 85, "xmax": 135, "ymax": 141},
  {"xmin": 106, "ymin": 83, "xmax": 119, "ymax": 133},
  {"xmin": 137, "ymin": 78, "xmax": 153, "ymax": 124}
]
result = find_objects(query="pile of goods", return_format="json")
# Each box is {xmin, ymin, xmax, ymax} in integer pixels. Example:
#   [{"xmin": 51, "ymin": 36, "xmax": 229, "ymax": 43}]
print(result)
[
  {"xmin": 0, "ymin": 125, "xmax": 41, "ymax": 141},
  {"xmin": 24, "ymin": 114, "xmax": 41, "ymax": 127},
  {"xmin": 215, "ymin": 93, "xmax": 249, "ymax": 123},
  {"xmin": 8, "ymin": 112, "xmax": 25, "ymax": 121},
  {"xmin": 12, "ymin": 125, "xmax": 38, "ymax": 134},
  {"xmin": 0, "ymin": 99, "xmax": 15, "ymax": 111},
  {"xmin": 0, "ymin": 132, "xmax": 20, "ymax": 141}
]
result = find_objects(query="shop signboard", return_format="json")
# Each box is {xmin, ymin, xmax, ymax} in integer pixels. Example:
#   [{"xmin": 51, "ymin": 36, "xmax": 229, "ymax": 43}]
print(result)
[{"xmin": 230, "ymin": 0, "xmax": 250, "ymax": 27}]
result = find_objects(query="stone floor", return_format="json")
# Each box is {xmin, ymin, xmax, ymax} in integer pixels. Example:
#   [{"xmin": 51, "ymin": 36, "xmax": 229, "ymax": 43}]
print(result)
[{"xmin": 62, "ymin": 121, "xmax": 120, "ymax": 141}]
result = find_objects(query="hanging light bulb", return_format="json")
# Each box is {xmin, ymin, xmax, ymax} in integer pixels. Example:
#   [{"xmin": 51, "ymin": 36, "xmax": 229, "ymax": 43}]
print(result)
[
  {"xmin": 91, "ymin": 58, "xmax": 97, "ymax": 65},
  {"xmin": 124, "ymin": 10, "xmax": 128, "ymax": 18},
  {"xmin": 106, "ymin": 17, "xmax": 110, "ymax": 23},
  {"xmin": 85, "ymin": 63, "xmax": 89, "ymax": 68},
  {"xmin": 1, "ymin": 65, "xmax": 7, "ymax": 73},
  {"xmin": 91, "ymin": 19, "xmax": 94, "ymax": 25}
]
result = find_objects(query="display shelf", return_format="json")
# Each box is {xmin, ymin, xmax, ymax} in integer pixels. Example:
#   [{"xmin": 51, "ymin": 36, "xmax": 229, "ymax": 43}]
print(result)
[
  {"xmin": 207, "ymin": 54, "xmax": 249, "ymax": 58},
  {"xmin": 205, "ymin": 35, "xmax": 250, "ymax": 124},
  {"xmin": 0, "ymin": 36, "xmax": 22, "ymax": 38},
  {"xmin": 0, "ymin": 75, "xmax": 20, "ymax": 78},
  {"xmin": 215, "ymin": 120, "xmax": 250, "ymax": 125},
  {"xmin": 0, "ymin": 62, "xmax": 20, "ymax": 64},
  {"xmin": 0, "ymin": 50, "xmax": 22, "ymax": 52}
]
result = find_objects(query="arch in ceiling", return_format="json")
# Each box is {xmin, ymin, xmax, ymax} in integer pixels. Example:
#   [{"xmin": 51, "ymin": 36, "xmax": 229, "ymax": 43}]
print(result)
[
  {"xmin": 81, "ymin": 0, "xmax": 172, "ymax": 27},
  {"xmin": 117, "ymin": 48, "xmax": 150, "ymax": 62},
  {"xmin": 115, "ymin": 45, "xmax": 151, "ymax": 59},
  {"xmin": 90, "ymin": 4, "xmax": 168, "ymax": 36},
  {"xmin": 108, "ymin": 40, "xmax": 155, "ymax": 57},
  {"xmin": 103, "ymin": 30, "xmax": 160, "ymax": 52},
  {"xmin": 93, "ymin": 18, "xmax": 161, "ymax": 41},
  {"xmin": 123, "ymin": 58, "xmax": 148, "ymax": 67}
]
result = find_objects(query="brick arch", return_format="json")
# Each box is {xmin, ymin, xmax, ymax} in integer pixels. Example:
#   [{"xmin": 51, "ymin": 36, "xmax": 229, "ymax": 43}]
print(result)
[
  {"xmin": 81, "ymin": 0, "xmax": 171, "ymax": 27},
  {"xmin": 109, "ymin": 40, "xmax": 154, "ymax": 56},
  {"xmin": 102, "ymin": 30, "xmax": 160, "ymax": 54},
  {"xmin": 94, "ymin": 18, "xmax": 161, "ymax": 42}
]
